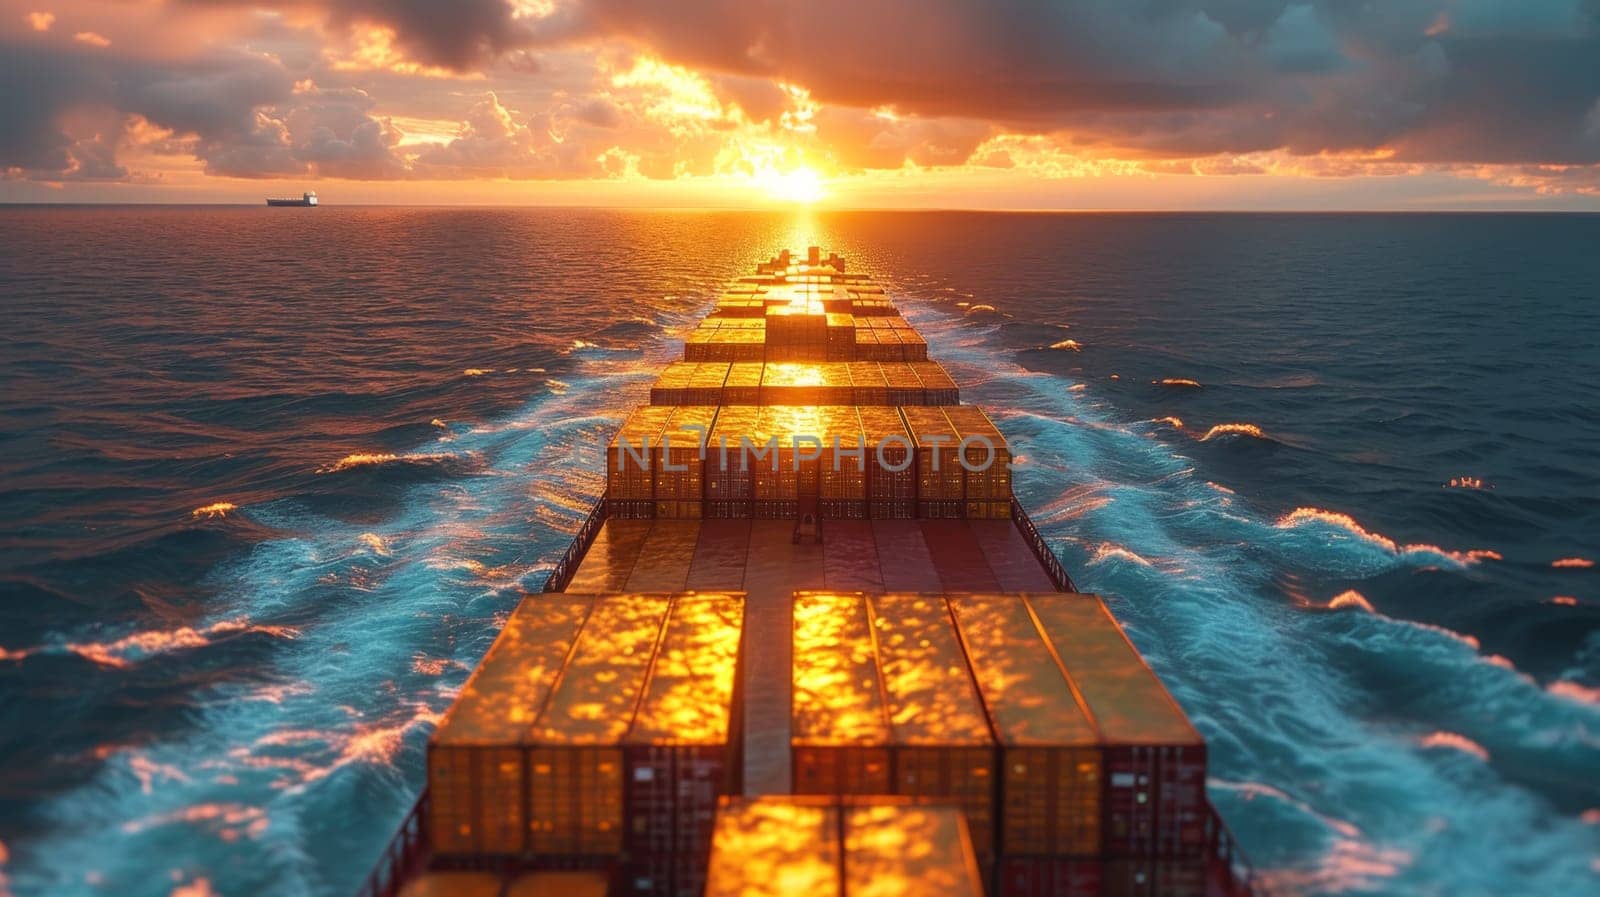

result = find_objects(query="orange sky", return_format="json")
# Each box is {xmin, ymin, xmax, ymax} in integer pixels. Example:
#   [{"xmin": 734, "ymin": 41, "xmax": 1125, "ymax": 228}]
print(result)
[{"xmin": 4, "ymin": 1, "xmax": 1600, "ymax": 208}]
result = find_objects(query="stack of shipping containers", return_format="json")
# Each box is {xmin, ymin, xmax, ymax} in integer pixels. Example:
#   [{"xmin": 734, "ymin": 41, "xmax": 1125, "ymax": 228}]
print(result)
[
  {"xmin": 426, "ymin": 593, "xmax": 745, "ymax": 897},
  {"xmin": 653, "ymin": 407, "xmax": 716, "ymax": 519},
  {"xmin": 791, "ymin": 593, "xmax": 999, "ymax": 878},
  {"xmin": 945, "ymin": 405, "xmax": 1013, "ymax": 520},
  {"xmin": 608, "ymin": 407, "xmax": 673, "ymax": 519},
  {"xmin": 860, "ymin": 407, "xmax": 915, "ymax": 518},
  {"xmin": 789, "ymin": 591, "xmax": 1213, "ymax": 897},
  {"xmin": 902, "ymin": 407, "xmax": 965, "ymax": 518}
]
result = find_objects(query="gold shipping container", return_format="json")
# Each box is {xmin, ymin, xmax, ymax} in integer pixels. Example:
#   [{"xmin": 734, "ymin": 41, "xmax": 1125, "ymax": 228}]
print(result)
[
  {"xmin": 654, "ymin": 406, "xmax": 717, "ymax": 518},
  {"xmin": 792, "ymin": 593, "xmax": 1000, "ymax": 868},
  {"xmin": 1026, "ymin": 594, "xmax": 1207, "ymax": 858},
  {"xmin": 902, "ymin": 407, "xmax": 964, "ymax": 503},
  {"xmin": 688, "ymin": 362, "xmax": 731, "ymax": 405},
  {"xmin": 428, "ymin": 597, "xmax": 595, "ymax": 857},
  {"xmin": 870, "ymin": 593, "xmax": 998, "ymax": 867},
  {"xmin": 944, "ymin": 405, "xmax": 1013, "ymax": 506},
  {"xmin": 704, "ymin": 797, "xmax": 983, "ymax": 897},
  {"xmin": 609, "ymin": 406, "xmax": 675, "ymax": 504},
  {"xmin": 911, "ymin": 361, "xmax": 960, "ymax": 405},
  {"xmin": 947, "ymin": 594, "xmax": 1103, "ymax": 857},
  {"xmin": 858, "ymin": 406, "xmax": 915, "ymax": 513},
  {"xmin": 848, "ymin": 362, "xmax": 890, "ymax": 406},
  {"xmin": 703, "ymin": 798, "xmax": 839, "ymax": 897},
  {"xmin": 882, "ymin": 363, "xmax": 925, "ymax": 406},
  {"xmin": 817, "ymin": 407, "xmax": 866, "ymax": 502},
  {"xmin": 792, "ymin": 592, "xmax": 892, "ymax": 795},
  {"xmin": 650, "ymin": 362, "xmax": 697, "ymax": 405},
  {"xmin": 722, "ymin": 362, "xmax": 764, "ymax": 405}
]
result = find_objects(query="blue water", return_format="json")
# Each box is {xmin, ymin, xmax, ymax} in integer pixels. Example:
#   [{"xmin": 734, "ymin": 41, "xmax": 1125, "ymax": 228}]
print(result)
[{"xmin": 1, "ymin": 208, "xmax": 1596, "ymax": 897}]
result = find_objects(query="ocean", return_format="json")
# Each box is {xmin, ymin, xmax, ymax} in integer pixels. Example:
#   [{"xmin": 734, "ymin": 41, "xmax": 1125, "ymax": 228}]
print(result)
[{"xmin": 0, "ymin": 207, "xmax": 1596, "ymax": 897}]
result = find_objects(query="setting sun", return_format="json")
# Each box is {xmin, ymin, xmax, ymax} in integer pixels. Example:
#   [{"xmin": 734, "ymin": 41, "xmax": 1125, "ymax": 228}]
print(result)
[{"xmin": 755, "ymin": 166, "xmax": 825, "ymax": 204}]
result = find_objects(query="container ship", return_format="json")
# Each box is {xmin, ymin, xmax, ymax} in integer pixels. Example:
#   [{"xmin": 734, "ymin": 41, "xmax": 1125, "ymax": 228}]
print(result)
[
  {"xmin": 265, "ymin": 191, "xmax": 318, "ymax": 206},
  {"xmin": 359, "ymin": 248, "xmax": 1262, "ymax": 897}
]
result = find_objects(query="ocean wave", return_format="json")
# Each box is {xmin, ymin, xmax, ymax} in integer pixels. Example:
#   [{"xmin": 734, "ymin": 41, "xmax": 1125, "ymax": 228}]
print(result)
[
  {"xmin": 1274, "ymin": 507, "xmax": 1501, "ymax": 570},
  {"xmin": 1198, "ymin": 422, "xmax": 1270, "ymax": 442},
  {"xmin": 315, "ymin": 451, "xmax": 475, "ymax": 475},
  {"xmin": 2, "ymin": 617, "xmax": 298, "ymax": 669}
]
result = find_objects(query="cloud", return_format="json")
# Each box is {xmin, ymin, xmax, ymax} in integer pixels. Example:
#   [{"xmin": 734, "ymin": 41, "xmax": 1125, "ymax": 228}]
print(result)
[
  {"xmin": 3, "ymin": 0, "xmax": 1600, "ymax": 198},
  {"xmin": 529, "ymin": 0, "xmax": 1600, "ymax": 167}
]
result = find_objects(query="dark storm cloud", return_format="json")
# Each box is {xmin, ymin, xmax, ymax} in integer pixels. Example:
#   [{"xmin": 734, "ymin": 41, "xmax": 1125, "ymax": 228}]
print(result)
[
  {"xmin": 180, "ymin": 0, "xmax": 540, "ymax": 70},
  {"xmin": 531, "ymin": 0, "xmax": 1600, "ymax": 165},
  {"xmin": 0, "ymin": 39, "xmax": 408, "ymax": 180}
]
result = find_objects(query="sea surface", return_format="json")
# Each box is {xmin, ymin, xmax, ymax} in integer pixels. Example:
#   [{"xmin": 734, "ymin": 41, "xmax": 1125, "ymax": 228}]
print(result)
[{"xmin": 1, "ymin": 207, "xmax": 1597, "ymax": 897}]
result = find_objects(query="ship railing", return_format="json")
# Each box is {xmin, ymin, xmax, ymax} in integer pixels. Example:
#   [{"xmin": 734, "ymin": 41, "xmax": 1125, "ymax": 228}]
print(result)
[
  {"xmin": 1208, "ymin": 800, "xmax": 1264, "ymax": 897},
  {"xmin": 356, "ymin": 790, "xmax": 429, "ymax": 897},
  {"xmin": 541, "ymin": 496, "xmax": 609, "ymax": 593},
  {"xmin": 1010, "ymin": 495, "xmax": 1079, "ymax": 592}
]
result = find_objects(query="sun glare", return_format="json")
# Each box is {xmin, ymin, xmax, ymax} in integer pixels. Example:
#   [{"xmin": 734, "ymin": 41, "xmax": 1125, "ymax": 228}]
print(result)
[{"xmin": 756, "ymin": 165, "xmax": 824, "ymax": 204}]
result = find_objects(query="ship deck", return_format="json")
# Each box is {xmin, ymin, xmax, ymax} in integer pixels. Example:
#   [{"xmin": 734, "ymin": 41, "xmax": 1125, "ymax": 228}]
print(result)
[{"xmin": 565, "ymin": 517, "xmax": 1059, "ymax": 793}]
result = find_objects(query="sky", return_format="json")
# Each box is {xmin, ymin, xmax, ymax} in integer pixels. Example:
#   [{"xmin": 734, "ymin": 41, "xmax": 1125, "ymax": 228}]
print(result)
[{"xmin": 3, "ymin": 1, "xmax": 1600, "ymax": 209}]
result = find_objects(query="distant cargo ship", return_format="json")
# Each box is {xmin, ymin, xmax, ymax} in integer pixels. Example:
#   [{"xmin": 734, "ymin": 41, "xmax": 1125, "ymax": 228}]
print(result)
[{"xmin": 266, "ymin": 191, "xmax": 318, "ymax": 207}]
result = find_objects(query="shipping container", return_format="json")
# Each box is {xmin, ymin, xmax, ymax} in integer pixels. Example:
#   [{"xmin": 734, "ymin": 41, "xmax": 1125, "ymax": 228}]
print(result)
[
  {"xmin": 882, "ymin": 363, "xmax": 925, "ymax": 406},
  {"xmin": 759, "ymin": 362, "xmax": 850, "ymax": 405},
  {"xmin": 428, "ymin": 592, "xmax": 745, "ymax": 888},
  {"xmin": 649, "ymin": 362, "xmax": 697, "ymax": 406},
  {"xmin": 847, "ymin": 362, "xmax": 890, "ymax": 406},
  {"xmin": 843, "ymin": 801, "xmax": 987, "ymax": 897},
  {"xmin": 996, "ymin": 858, "xmax": 1103, "ymax": 897},
  {"xmin": 901, "ymin": 407, "xmax": 963, "ymax": 514},
  {"xmin": 721, "ymin": 362, "xmax": 763, "ymax": 405},
  {"xmin": 428, "ymin": 597, "xmax": 595, "ymax": 857},
  {"xmin": 703, "ymin": 798, "xmax": 839, "ymax": 897},
  {"xmin": 869, "ymin": 593, "xmax": 999, "ymax": 871},
  {"xmin": 1099, "ymin": 858, "xmax": 1210, "ymax": 897},
  {"xmin": 608, "ymin": 407, "xmax": 675, "ymax": 511},
  {"xmin": 791, "ymin": 591, "xmax": 892, "ymax": 795},
  {"xmin": 653, "ymin": 407, "xmax": 717, "ymax": 519},
  {"xmin": 528, "ymin": 596, "xmax": 671, "ymax": 859},
  {"xmin": 706, "ymin": 407, "xmax": 760, "ymax": 517},
  {"xmin": 825, "ymin": 312, "xmax": 857, "ymax": 361},
  {"xmin": 622, "ymin": 593, "xmax": 746, "ymax": 897},
  {"xmin": 704, "ymin": 798, "xmax": 985, "ymax": 897},
  {"xmin": 858, "ymin": 407, "xmax": 915, "ymax": 518},
  {"xmin": 817, "ymin": 406, "xmax": 866, "ymax": 518},
  {"xmin": 910, "ymin": 361, "xmax": 960, "ymax": 405},
  {"xmin": 789, "ymin": 592, "xmax": 998, "ymax": 872},
  {"xmin": 946, "ymin": 593, "xmax": 1103, "ymax": 858},
  {"xmin": 1027, "ymin": 594, "xmax": 1207, "ymax": 858},
  {"xmin": 688, "ymin": 363, "xmax": 731, "ymax": 405},
  {"xmin": 745, "ymin": 406, "xmax": 861, "ymax": 516},
  {"xmin": 943, "ymin": 405, "xmax": 1012, "ymax": 514}
]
